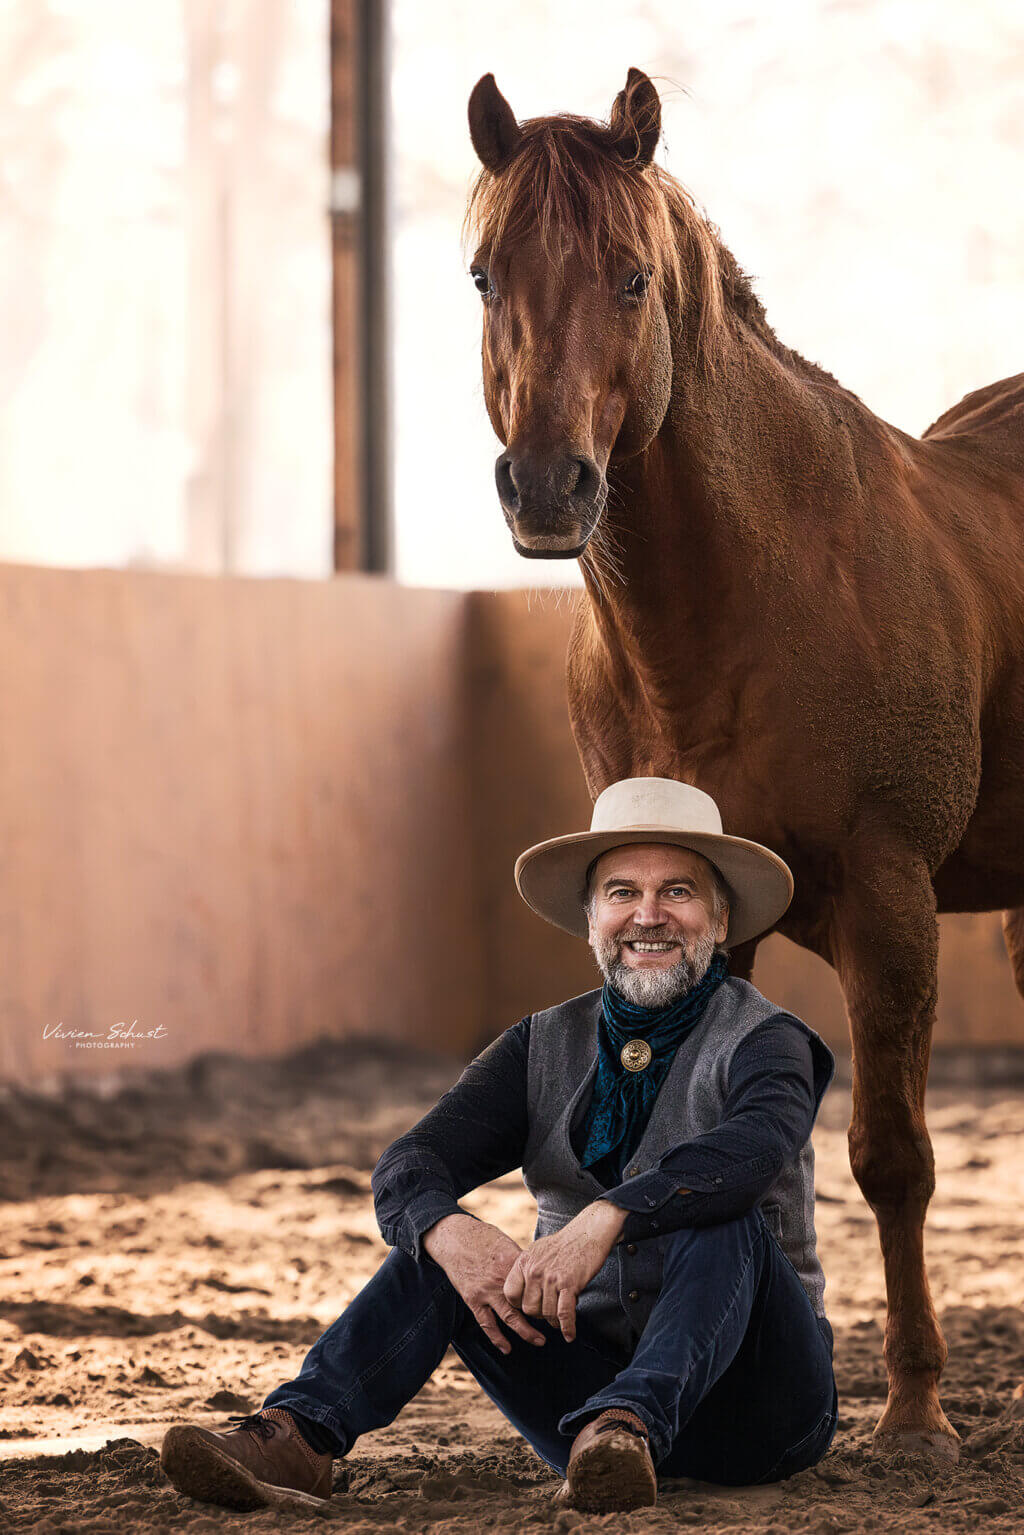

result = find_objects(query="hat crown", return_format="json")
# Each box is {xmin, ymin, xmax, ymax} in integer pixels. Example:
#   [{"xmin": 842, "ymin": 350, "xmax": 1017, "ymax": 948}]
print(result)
[{"xmin": 590, "ymin": 777, "xmax": 724, "ymax": 837}]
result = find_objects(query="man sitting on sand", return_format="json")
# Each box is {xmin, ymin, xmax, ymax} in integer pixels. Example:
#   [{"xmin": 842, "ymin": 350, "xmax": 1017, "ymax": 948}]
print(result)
[{"xmin": 161, "ymin": 777, "xmax": 838, "ymax": 1513}]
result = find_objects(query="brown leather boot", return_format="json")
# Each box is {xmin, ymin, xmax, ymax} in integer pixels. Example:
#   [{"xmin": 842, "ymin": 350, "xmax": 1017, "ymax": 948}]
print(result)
[
  {"xmin": 160, "ymin": 1408, "xmax": 334, "ymax": 1509},
  {"xmin": 560, "ymin": 1408, "xmax": 657, "ymax": 1513}
]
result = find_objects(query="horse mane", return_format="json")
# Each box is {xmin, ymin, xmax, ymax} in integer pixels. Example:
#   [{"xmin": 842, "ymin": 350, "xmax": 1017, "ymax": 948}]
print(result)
[{"xmin": 464, "ymin": 112, "xmax": 840, "ymax": 387}]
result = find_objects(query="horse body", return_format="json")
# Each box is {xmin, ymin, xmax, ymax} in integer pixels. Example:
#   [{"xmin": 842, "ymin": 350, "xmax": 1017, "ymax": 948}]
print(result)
[
  {"xmin": 924, "ymin": 396, "xmax": 1024, "ymax": 919},
  {"xmin": 573, "ymin": 377, "xmax": 1024, "ymax": 868},
  {"xmin": 466, "ymin": 68, "xmax": 1024, "ymax": 1459}
]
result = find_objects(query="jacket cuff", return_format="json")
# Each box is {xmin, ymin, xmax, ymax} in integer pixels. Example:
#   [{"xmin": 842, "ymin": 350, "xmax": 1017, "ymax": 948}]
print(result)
[
  {"xmin": 617, "ymin": 1202, "xmax": 710, "ymax": 1242},
  {"xmin": 599, "ymin": 1167, "xmax": 717, "ymax": 1213},
  {"xmin": 401, "ymin": 1192, "xmax": 465, "ymax": 1260}
]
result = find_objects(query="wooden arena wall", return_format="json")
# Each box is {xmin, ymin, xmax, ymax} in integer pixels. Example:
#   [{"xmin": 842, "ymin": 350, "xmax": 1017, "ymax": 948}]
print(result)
[{"xmin": 0, "ymin": 566, "xmax": 1019, "ymax": 1083}]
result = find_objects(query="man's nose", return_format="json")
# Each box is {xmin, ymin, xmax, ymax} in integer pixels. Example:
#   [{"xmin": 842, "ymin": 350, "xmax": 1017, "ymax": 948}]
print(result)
[{"xmin": 633, "ymin": 898, "xmax": 668, "ymax": 925}]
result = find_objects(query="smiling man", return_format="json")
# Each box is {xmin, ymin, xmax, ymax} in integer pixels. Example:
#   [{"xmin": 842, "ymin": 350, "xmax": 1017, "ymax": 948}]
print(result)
[{"xmin": 160, "ymin": 778, "xmax": 838, "ymax": 1514}]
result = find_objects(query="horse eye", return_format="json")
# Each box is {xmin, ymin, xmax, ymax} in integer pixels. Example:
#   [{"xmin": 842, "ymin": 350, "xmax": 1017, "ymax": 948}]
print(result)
[
  {"xmin": 624, "ymin": 269, "xmax": 651, "ymax": 301},
  {"xmin": 470, "ymin": 266, "xmax": 493, "ymax": 297}
]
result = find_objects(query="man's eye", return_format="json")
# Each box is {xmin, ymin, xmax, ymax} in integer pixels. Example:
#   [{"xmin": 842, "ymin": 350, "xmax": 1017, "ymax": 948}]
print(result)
[{"xmin": 470, "ymin": 266, "xmax": 493, "ymax": 298}]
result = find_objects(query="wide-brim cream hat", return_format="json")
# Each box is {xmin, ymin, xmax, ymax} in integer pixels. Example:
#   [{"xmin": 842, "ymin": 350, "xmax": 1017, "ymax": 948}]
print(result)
[{"xmin": 514, "ymin": 777, "xmax": 794, "ymax": 950}]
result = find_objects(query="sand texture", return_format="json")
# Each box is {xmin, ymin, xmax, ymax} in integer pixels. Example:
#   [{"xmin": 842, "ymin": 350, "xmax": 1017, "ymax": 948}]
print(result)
[{"xmin": 2, "ymin": 1039, "xmax": 1024, "ymax": 1532}]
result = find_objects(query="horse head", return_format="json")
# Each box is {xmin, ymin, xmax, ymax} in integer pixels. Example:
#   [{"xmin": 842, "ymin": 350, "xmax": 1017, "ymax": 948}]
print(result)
[{"xmin": 465, "ymin": 69, "xmax": 685, "ymax": 559}]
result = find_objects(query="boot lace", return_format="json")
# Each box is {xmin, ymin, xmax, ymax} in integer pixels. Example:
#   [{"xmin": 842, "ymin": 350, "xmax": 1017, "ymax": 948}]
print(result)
[
  {"xmin": 594, "ymin": 1413, "xmax": 649, "ymax": 1442},
  {"xmin": 226, "ymin": 1413, "xmax": 276, "ymax": 1440}
]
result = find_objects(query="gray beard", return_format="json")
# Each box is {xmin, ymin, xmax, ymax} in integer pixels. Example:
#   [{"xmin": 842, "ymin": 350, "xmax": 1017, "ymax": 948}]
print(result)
[{"xmin": 590, "ymin": 925, "xmax": 719, "ymax": 1008}]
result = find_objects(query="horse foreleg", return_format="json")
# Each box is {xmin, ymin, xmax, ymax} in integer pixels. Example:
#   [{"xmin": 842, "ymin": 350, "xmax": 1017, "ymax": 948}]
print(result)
[
  {"xmin": 831, "ymin": 840, "xmax": 959, "ymax": 1460},
  {"xmin": 1000, "ymin": 907, "xmax": 1024, "ymax": 1419},
  {"xmin": 1002, "ymin": 907, "xmax": 1024, "ymax": 999}
]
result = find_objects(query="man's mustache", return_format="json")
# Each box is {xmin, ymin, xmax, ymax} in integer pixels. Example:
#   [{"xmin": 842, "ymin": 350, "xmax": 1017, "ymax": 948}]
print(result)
[{"xmin": 616, "ymin": 930, "xmax": 686, "ymax": 946}]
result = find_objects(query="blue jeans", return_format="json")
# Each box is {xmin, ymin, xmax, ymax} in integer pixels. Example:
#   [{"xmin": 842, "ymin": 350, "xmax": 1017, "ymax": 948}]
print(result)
[{"xmin": 263, "ymin": 1207, "xmax": 838, "ymax": 1484}]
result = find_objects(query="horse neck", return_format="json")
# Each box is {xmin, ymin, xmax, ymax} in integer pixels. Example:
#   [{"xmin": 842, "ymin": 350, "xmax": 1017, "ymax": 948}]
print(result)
[{"xmin": 585, "ymin": 297, "xmax": 869, "ymax": 671}]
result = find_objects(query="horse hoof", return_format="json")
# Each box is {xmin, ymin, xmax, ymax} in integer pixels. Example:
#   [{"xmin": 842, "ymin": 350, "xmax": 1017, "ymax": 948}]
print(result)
[{"xmin": 871, "ymin": 1426, "xmax": 961, "ymax": 1463}]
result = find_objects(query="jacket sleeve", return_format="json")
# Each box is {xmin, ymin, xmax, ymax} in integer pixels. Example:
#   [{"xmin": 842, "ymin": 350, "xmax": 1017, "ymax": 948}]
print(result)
[
  {"xmin": 596, "ymin": 1015, "xmax": 818, "ymax": 1242},
  {"xmin": 371, "ymin": 1017, "xmax": 531, "ymax": 1260}
]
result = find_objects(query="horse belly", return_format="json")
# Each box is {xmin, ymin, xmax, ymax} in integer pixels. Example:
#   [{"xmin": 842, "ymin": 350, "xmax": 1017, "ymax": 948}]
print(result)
[{"xmin": 933, "ymin": 676, "xmax": 1024, "ymax": 909}]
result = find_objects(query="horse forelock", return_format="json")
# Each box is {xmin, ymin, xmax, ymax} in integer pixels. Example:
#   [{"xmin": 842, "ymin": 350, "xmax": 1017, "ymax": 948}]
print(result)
[{"xmin": 463, "ymin": 114, "xmax": 728, "ymax": 367}]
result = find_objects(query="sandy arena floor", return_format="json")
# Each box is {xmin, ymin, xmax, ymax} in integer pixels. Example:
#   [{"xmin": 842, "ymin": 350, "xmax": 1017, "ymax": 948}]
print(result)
[{"xmin": 2, "ymin": 1039, "xmax": 1024, "ymax": 1532}]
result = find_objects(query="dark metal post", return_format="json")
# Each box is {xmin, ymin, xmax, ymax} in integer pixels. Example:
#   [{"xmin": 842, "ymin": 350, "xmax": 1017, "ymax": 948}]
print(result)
[{"xmin": 330, "ymin": 0, "xmax": 390, "ymax": 574}]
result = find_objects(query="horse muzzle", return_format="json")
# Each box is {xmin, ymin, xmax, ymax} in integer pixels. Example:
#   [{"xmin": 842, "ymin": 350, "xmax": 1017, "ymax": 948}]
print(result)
[{"xmin": 496, "ymin": 449, "xmax": 604, "ymax": 558}]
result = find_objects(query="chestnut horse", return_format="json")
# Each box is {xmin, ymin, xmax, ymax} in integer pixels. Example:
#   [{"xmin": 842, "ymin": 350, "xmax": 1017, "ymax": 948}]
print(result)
[{"xmin": 465, "ymin": 67, "xmax": 1024, "ymax": 1461}]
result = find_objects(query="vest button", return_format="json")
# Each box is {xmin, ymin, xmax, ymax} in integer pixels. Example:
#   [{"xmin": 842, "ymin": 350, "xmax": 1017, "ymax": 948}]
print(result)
[
  {"xmin": 627, "ymin": 1166, "xmax": 639, "ymax": 1177},
  {"xmin": 628, "ymin": 1289, "xmax": 640, "ymax": 1302},
  {"xmin": 626, "ymin": 1244, "xmax": 638, "ymax": 1256}
]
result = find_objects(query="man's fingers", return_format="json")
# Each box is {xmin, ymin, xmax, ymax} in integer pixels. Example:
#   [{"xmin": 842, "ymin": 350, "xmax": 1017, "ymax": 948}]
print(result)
[
  {"xmin": 496, "ymin": 1300, "xmax": 545, "ymax": 1347},
  {"xmin": 541, "ymin": 1275, "xmax": 560, "ymax": 1326},
  {"xmin": 503, "ymin": 1266, "xmax": 525, "ymax": 1309},
  {"xmin": 472, "ymin": 1303, "xmax": 511, "ymax": 1355},
  {"xmin": 557, "ymin": 1289, "xmax": 578, "ymax": 1343},
  {"xmin": 522, "ymin": 1276, "xmax": 544, "ymax": 1316}
]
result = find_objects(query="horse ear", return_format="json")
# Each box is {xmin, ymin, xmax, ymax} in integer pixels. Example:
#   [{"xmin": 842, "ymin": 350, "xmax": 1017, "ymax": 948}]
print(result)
[
  {"xmin": 468, "ymin": 74, "xmax": 521, "ymax": 172},
  {"xmin": 608, "ymin": 66, "xmax": 661, "ymax": 167}
]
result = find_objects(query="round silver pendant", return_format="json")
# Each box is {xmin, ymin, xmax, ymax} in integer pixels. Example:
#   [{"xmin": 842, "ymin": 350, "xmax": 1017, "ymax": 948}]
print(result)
[{"xmin": 620, "ymin": 1038, "xmax": 652, "ymax": 1073}]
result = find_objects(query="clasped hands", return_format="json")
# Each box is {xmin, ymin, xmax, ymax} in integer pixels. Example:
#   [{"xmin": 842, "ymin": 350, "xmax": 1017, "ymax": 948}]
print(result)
[{"xmin": 422, "ymin": 1201, "xmax": 627, "ymax": 1353}]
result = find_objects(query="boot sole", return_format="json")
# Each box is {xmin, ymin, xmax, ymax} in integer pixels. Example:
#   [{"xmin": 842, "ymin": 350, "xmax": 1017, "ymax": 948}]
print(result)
[
  {"xmin": 160, "ymin": 1425, "xmax": 330, "ymax": 1511},
  {"xmin": 566, "ymin": 1433, "xmax": 658, "ymax": 1514}
]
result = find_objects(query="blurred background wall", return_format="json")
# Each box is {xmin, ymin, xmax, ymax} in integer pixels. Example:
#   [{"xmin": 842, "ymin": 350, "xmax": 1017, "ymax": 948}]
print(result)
[
  {"xmin": 2, "ymin": 568, "xmax": 1021, "ymax": 1084},
  {"xmin": 0, "ymin": 3, "xmax": 1021, "ymax": 1081}
]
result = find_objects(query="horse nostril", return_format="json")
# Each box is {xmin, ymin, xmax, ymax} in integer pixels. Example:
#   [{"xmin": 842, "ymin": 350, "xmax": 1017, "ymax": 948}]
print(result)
[
  {"xmin": 495, "ymin": 453, "xmax": 518, "ymax": 510},
  {"xmin": 572, "ymin": 456, "xmax": 601, "ymax": 504}
]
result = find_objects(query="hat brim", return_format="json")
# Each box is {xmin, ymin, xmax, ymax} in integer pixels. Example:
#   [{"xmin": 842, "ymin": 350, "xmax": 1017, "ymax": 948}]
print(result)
[{"xmin": 514, "ymin": 827, "xmax": 794, "ymax": 949}]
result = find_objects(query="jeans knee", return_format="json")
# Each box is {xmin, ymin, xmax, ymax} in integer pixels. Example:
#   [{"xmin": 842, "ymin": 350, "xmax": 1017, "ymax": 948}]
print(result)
[
  {"xmin": 376, "ymin": 1247, "xmax": 459, "ymax": 1312},
  {"xmin": 661, "ymin": 1209, "xmax": 763, "ymax": 1253}
]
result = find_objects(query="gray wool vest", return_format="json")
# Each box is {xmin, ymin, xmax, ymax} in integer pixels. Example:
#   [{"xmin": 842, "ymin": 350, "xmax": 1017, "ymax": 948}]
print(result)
[{"xmin": 522, "ymin": 977, "xmax": 835, "ymax": 1356}]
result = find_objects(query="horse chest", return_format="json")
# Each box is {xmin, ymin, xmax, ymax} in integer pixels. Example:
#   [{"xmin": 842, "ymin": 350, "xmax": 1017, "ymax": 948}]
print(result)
[
  {"xmin": 569, "ymin": 585, "xmax": 977, "ymax": 832},
  {"xmin": 568, "ymin": 613, "xmax": 803, "ymax": 802}
]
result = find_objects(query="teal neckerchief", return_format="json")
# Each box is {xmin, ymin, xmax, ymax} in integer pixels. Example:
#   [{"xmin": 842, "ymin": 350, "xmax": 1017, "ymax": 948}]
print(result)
[{"xmin": 579, "ymin": 952, "xmax": 730, "ymax": 1181}]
